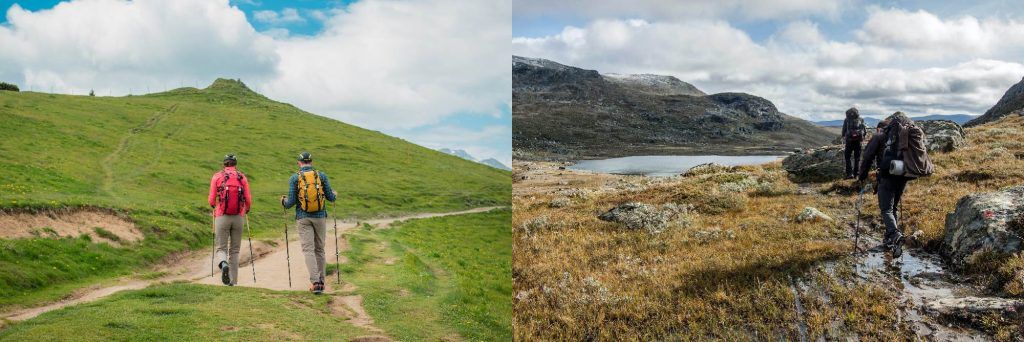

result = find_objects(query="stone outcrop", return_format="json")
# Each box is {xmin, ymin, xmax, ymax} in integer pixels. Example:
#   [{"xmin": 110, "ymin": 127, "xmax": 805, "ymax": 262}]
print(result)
[
  {"xmin": 918, "ymin": 120, "xmax": 966, "ymax": 153},
  {"xmin": 782, "ymin": 145, "xmax": 846, "ymax": 183},
  {"xmin": 966, "ymin": 76, "xmax": 1024, "ymax": 127},
  {"xmin": 942, "ymin": 185, "xmax": 1024, "ymax": 268}
]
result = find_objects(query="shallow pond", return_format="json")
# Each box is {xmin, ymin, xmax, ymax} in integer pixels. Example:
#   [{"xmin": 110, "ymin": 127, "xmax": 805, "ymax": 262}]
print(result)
[{"xmin": 568, "ymin": 155, "xmax": 785, "ymax": 177}]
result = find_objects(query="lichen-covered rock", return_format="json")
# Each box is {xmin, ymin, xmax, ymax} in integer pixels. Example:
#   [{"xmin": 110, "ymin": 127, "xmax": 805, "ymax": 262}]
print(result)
[
  {"xmin": 796, "ymin": 207, "xmax": 832, "ymax": 223},
  {"xmin": 782, "ymin": 145, "xmax": 846, "ymax": 183},
  {"xmin": 683, "ymin": 163, "xmax": 729, "ymax": 177},
  {"xmin": 918, "ymin": 120, "xmax": 967, "ymax": 153},
  {"xmin": 598, "ymin": 202, "xmax": 688, "ymax": 234},
  {"xmin": 942, "ymin": 185, "xmax": 1024, "ymax": 269}
]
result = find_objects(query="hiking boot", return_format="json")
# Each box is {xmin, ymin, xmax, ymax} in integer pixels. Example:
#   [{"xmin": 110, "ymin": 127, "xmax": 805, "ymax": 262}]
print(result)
[
  {"xmin": 890, "ymin": 234, "xmax": 904, "ymax": 258},
  {"xmin": 309, "ymin": 282, "xmax": 324, "ymax": 295},
  {"xmin": 220, "ymin": 261, "xmax": 231, "ymax": 285}
]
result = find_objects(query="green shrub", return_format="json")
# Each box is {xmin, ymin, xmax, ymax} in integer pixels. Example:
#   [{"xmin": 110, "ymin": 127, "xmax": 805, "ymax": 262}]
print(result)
[{"xmin": 0, "ymin": 82, "xmax": 19, "ymax": 92}]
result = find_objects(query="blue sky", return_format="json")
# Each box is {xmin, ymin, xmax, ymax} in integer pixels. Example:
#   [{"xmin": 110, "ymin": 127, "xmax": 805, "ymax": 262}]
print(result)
[
  {"xmin": 513, "ymin": 0, "xmax": 1024, "ymax": 121},
  {"xmin": 0, "ymin": 0, "xmax": 510, "ymax": 166}
]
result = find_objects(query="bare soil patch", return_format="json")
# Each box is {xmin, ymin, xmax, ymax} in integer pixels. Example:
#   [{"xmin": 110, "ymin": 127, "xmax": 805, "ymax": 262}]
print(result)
[{"xmin": 0, "ymin": 208, "xmax": 141, "ymax": 246}]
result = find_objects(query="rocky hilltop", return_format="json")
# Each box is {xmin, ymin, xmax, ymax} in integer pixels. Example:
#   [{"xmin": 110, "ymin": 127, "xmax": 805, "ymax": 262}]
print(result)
[
  {"xmin": 512, "ymin": 56, "xmax": 834, "ymax": 160},
  {"xmin": 966, "ymin": 76, "xmax": 1024, "ymax": 126}
]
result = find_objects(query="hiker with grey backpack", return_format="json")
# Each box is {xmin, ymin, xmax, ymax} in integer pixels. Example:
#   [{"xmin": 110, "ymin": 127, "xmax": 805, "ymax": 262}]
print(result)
[
  {"xmin": 280, "ymin": 152, "xmax": 337, "ymax": 294},
  {"xmin": 859, "ymin": 112, "xmax": 934, "ymax": 259}
]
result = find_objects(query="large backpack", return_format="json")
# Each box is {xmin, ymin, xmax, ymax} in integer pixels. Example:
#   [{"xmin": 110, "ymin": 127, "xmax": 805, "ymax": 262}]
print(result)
[
  {"xmin": 882, "ymin": 121, "xmax": 934, "ymax": 179},
  {"xmin": 218, "ymin": 171, "xmax": 246, "ymax": 215},
  {"xmin": 296, "ymin": 170, "xmax": 326, "ymax": 213},
  {"xmin": 845, "ymin": 117, "xmax": 864, "ymax": 142}
]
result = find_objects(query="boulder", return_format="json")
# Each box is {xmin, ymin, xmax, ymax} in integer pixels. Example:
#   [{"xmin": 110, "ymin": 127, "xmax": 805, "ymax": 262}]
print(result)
[
  {"xmin": 782, "ymin": 145, "xmax": 846, "ymax": 182},
  {"xmin": 942, "ymin": 185, "xmax": 1024, "ymax": 269},
  {"xmin": 682, "ymin": 163, "xmax": 729, "ymax": 177},
  {"xmin": 918, "ymin": 120, "xmax": 966, "ymax": 153},
  {"xmin": 598, "ymin": 202, "xmax": 684, "ymax": 234},
  {"xmin": 796, "ymin": 207, "xmax": 832, "ymax": 223},
  {"xmin": 924, "ymin": 296, "xmax": 1024, "ymax": 331}
]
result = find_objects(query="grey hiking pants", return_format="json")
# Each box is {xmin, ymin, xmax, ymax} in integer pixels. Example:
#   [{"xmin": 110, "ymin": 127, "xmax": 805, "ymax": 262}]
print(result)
[
  {"xmin": 297, "ymin": 217, "xmax": 327, "ymax": 284},
  {"xmin": 877, "ymin": 176, "xmax": 907, "ymax": 243},
  {"xmin": 215, "ymin": 214, "xmax": 245, "ymax": 285}
]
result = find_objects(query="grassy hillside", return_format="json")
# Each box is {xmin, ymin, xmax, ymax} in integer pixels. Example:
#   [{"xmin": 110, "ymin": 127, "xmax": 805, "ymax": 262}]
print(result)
[
  {"xmin": 336, "ymin": 209, "xmax": 512, "ymax": 341},
  {"xmin": 0, "ymin": 79, "xmax": 510, "ymax": 309},
  {"xmin": 0, "ymin": 283, "xmax": 373, "ymax": 341},
  {"xmin": 0, "ymin": 209, "xmax": 511, "ymax": 341}
]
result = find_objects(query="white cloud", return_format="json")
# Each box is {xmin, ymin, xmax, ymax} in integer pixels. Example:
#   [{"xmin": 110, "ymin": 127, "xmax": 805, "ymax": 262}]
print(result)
[
  {"xmin": 0, "ymin": 0, "xmax": 278, "ymax": 94},
  {"xmin": 513, "ymin": 9, "xmax": 1024, "ymax": 121},
  {"xmin": 258, "ymin": 0, "xmax": 510, "ymax": 129},
  {"xmin": 253, "ymin": 7, "xmax": 304, "ymax": 25},
  {"xmin": 0, "ymin": 0, "xmax": 510, "ymax": 164},
  {"xmin": 512, "ymin": 0, "xmax": 846, "ymax": 21}
]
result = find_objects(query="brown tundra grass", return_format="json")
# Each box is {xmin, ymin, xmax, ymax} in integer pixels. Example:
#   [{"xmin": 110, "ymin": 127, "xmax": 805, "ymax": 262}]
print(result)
[{"xmin": 513, "ymin": 114, "xmax": 1024, "ymax": 340}]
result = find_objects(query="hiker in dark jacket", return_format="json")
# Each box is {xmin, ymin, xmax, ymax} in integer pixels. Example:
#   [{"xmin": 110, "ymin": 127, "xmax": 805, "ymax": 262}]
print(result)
[
  {"xmin": 858, "ymin": 119, "xmax": 890, "ymax": 178},
  {"xmin": 859, "ymin": 112, "xmax": 912, "ymax": 258},
  {"xmin": 842, "ymin": 107, "xmax": 867, "ymax": 179}
]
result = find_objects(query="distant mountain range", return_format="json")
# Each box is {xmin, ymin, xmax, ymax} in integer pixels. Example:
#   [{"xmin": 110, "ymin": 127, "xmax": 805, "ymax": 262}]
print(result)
[
  {"xmin": 438, "ymin": 148, "xmax": 511, "ymax": 170},
  {"xmin": 813, "ymin": 114, "xmax": 979, "ymax": 127},
  {"xmin": 512, "ymin": 55, "xmax": 834, "ymax": 160}
]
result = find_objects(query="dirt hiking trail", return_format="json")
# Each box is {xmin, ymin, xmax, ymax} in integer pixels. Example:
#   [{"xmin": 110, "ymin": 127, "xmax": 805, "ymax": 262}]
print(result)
[{"xmin": 0, "ymin": 206, "xmax": 502, "ymax": 326}]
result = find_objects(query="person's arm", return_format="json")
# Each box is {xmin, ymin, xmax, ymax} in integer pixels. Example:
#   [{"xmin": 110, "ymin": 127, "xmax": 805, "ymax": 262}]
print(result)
[
  {"xmin": 208, "ymin": 174, "xmax": 219, "ymax": 208},
  {"xmin": 321, "ymin": 172, "xmax": 337, "ymax": 202},
  {"xmin": 242, "ymin": 174, "xmax": 253, "ymax": 213},
  {"xmin": 282, "ymin": 174, "xmax": 298, "ymax": 209},
  {"xmin": 841, "ymin": 119, "xmax": 848, "ymax": 138},
  {"xmin": 859, "ymin": 135, "xmax": 882, "ymax": 180}
]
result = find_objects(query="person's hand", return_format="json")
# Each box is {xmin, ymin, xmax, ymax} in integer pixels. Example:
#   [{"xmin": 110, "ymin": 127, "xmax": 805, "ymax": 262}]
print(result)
[{"xmin": 280, "ymin": 195, "xmax": 287, "ymax": 206}]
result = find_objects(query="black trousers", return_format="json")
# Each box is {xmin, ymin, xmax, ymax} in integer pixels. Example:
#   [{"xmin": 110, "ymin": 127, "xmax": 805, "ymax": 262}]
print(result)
[
  {"xmin": 844, "ymin": 140, "xmax": 862, "ymax": 177},
  {"xmin": 877, "ymin": 176, "xmax": 907, "ymax": 242}
]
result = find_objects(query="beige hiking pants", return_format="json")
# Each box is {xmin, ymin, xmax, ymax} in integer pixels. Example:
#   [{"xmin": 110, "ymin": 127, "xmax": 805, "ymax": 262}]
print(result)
[
  {"xmin": 296, "ymin": 217, "xmax": 327, "ymax": 284},
  {"xmin": 215, "ymin": 215, "xmax": 244, "ymax": 285}
]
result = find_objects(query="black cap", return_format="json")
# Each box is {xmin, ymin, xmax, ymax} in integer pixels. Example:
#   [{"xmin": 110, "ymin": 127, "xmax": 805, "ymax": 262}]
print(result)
[
  {"xmin": 224, "ymin": 154, "xmax": 237, "ymax": 162},
  {"xmin": 297, "ymin": 152, "xmax": 312, "ymax": 162}
]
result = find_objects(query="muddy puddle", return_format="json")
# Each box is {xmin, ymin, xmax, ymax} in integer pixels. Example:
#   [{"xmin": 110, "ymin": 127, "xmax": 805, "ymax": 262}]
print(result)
[{"xmin": 850, "ymin": 233, "xmax": 996, "ymax": 340}]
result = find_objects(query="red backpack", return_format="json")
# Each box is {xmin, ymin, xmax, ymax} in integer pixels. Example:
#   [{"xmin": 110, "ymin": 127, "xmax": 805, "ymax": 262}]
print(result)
[{"xmin": 218, "ymin": 171, "xmax": 246, "ymax": 215}]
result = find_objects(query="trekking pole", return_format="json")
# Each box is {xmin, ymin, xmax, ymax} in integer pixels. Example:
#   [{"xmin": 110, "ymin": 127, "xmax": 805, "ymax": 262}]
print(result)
[
  {"xmin": 245, "ymin": 214, "xmax": 256, "ymax": 284},
  {"xmin": 333, "ymin": 201, "xmax": 340, "ymax": 285},
  {"xmin": 283, "ymin": 208, "xmax": 292, "ymax": 288},
  {"xmin": 854, "ymin": 182, "xmax": 870, "ymax": 254},
  {"xmin": 211, "ymin": 211, "xmax": 216, "ymax": 277}
]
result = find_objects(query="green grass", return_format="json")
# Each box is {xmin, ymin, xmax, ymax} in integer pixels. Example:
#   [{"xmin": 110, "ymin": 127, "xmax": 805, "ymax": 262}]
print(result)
[
  {"xmin": 0, "ymin": 79, "xmax": 510, "ymax": 309},
  {"xmin": 337, "ymin": 209, "xmax": 512, "ymax": 341},
  {"xmin": 0, "ymin": 283, "xmax": 372, "ymax": 341}
]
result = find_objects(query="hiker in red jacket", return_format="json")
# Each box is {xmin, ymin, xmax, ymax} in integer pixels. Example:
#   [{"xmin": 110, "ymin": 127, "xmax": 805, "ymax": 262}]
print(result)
[{"xmin": 208, "ymin": 154, "xmax": 253, "ymax": 285}]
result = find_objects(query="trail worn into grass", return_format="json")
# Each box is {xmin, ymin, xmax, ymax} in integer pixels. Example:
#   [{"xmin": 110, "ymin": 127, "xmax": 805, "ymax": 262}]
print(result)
[
  {"xmin": 100, "ymin": 103, "xmax": 177, "ymax": 197},
  {"xmin": 0, "ymin": 206, "xmax": 501, "ymax": 326}
]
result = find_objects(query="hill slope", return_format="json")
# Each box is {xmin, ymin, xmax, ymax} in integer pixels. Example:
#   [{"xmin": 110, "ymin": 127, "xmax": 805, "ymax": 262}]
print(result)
[
  {"xmin": 0, "ymin": 78, "xmax": 509, "ymax": 308},
  {"xmin": 512, "ymin": 56, "xmax": 834, "ymax": 160},
  {"xmin": 966, "ymin": 76, "xmax": 1024, "ymax": 126}
]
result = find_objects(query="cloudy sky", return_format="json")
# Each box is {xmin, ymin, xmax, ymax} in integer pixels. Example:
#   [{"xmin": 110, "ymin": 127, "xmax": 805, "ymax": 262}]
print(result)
[
  {"xmin": 0, "ymin": 0, "xmax": 511, "ymax": 166},
  {"xmin": 513, "ymin": 0, "xmax": 1024, "ymax": 121}
]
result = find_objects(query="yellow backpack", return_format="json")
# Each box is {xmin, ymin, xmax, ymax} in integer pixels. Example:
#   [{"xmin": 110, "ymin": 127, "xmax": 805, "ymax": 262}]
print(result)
[{"xmin": 296, "ymin": 170, "xmax": 325, "ymax": 213}]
